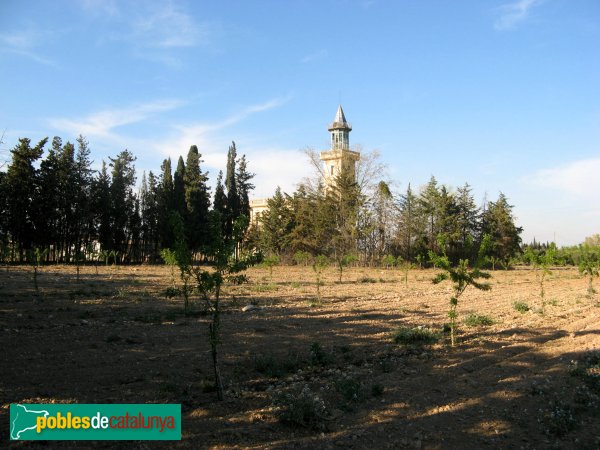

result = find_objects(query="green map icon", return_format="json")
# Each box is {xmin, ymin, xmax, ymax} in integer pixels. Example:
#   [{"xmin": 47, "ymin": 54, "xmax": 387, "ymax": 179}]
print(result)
[{"xmin": 10, "ymin": 404, "xmax": 49, "ymax": 440}]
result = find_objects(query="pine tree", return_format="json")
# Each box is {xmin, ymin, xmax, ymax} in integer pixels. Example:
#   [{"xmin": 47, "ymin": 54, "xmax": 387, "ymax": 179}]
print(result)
[
  {"xmin": 258, "ymin": 187, "xmax": 292, "ymax": 255},
  {"xmin": 396, "ymin": 184, "xmax": 421, "ymax": 261},
  {"xmin": 481, "ymin": 193, "xmax": 523, "ymax": 265}
]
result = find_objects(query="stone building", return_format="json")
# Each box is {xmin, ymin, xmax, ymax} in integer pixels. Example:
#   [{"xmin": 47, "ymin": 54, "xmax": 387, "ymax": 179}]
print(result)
[{"xmin": 249, "ymin": 105, "xmax": 360, "ymax": 223}]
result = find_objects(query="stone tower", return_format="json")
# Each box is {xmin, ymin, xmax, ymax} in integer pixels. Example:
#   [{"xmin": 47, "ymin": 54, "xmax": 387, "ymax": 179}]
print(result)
[{"xmin": 319, "ymin": 105, "xmax": 360, "ymax": 190}]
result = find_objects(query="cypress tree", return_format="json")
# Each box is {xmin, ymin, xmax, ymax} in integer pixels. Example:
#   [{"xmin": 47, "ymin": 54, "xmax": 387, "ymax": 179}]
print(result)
[
  {"xmin": 5, "ymin": 137, "xmax": 47, "ymax": 261},
  {"xmin": 173, "ymin": 156, "xmax": 187, "ymax": 219},
  {"xmin": 184, "ymin": 145, "xmax": 211, "ymax": 253},
  {"xmin": 158, "ymin": 158, "xmax": 175, "ymax": 248}
]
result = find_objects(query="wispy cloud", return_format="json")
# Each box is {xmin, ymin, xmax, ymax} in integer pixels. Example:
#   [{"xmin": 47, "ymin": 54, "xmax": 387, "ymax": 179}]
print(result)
[
  {"xmin": 130, "ymin": 3, "xmax": 207, "ymax": 49},
  {"xmin": 48, "ymin": 99, "xmax": 185, "ymax": 138},
  {"xmin": 526, "ymin": 156, "xmax": 600, "ymax": 198},
  {"xmin": 301, "ymin": 49, "xmax": 328, "ymax": 64},
  {"xmin": 0, "ymin": 27, "xmax": 57, "ymax": 66},
  {"xmin": 494, "ymin": 0, "xmax": 544, "ymax": 30},
  {"xmin": 157, "ymin": 95, "xmax": 293, "ymax": 160}
]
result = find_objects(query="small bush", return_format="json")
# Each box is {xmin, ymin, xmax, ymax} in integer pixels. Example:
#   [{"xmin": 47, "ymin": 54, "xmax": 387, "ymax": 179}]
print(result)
[
  {"xmin": 163, "ymin": 287, "xmax": 181, "ymax": 298},
  {"xmin": 310, "ymin": 342, "xmax": 333, "ymax": 366},
  {"xmin": 371, "ymin": 383, "xmax": 385, "ymax": 397},
  {"xmin": 359, "ymin": 276, "xmax": 377, "ymax": 283},
  {"xmin": 273, "ymin": 386, "xmax": 329, "ymax": 430},
  {"xmin": 254, "ymin": 355, "xmax": 285, "ymax": 378},
  {"xmin": 570, "ymin": 352, "xmax": 600, "ymax": 393},
  {"xmin": 463, "ymin": 313, "xmax": 494, "ymax": 327},
  {"xmin": 543, "ymin": 401, "xmax": 578, "ymax": 437},
  {"xmin": 391, "ymin": 326, "xmax": 439, "ymax": 345},
  {"xmin": 334, "ymin": 376, "xmax": 366, "ymax": 404},
  {"xmin": 513, "ymin": 301, "xmax": 530, "ymax": 313}
]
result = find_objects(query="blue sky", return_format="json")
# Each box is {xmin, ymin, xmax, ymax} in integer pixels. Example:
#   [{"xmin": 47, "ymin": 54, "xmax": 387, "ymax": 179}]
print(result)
[{"xmin": 0, "ymin": 0, "xmax": 598, "ymax": 245}]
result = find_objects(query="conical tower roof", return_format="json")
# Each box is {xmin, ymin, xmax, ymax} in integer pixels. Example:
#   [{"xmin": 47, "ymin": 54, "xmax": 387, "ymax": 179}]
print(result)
[{"xmin": 328, "ymin": 105, "xmax": 352, "ymax": 131}]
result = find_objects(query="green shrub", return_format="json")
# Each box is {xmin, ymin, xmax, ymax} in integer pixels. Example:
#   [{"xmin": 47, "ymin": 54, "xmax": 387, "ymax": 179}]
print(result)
[
  {"xmin": 391, "ymin": 326, "xmax": 439, "ymax": 345},
  {"xmin": 359, "ymin": 276, "xmax": 377, "ymax": 283},
  {"xmin": 310, "ymin": 342, "xmax": 332, "ymax": 366},
  {"xmin": 334, "ymin": 376, "xmax": 366, "ymax": 404},
  {"xmin": 273, "ymin": 387, "xmax": 329, "ymax": 430},
  {"xmin": 513, "ymin": 301, "xmax": 530, "ymax": 313},
  {"xmin": 463, "ymin": 313, "xmax": 494, "ymax": 327}
]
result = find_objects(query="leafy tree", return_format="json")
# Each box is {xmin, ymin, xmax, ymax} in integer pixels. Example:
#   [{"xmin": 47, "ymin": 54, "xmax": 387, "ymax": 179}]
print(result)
[
  {"xmin": 430, "ymin": 252, "xmax": 491, "ymax": 347},
  {"xmin": 194, "ymin": 213, "xmax": 261, "ymax": 400},
  {"xmin": 578, "ymin": 248, "xmax": 599, "ymax": 296},
  {"xmin": 293, "ymin": 250, "xmax": 312, "ymax": 266},
  {"xmin": 312, "ymin": 255, "xmax": 329, "ymax": 300},
  {"xmin": 262, "ymin": 254, "xmax": 280, "ymax": 283},
  {"xmin": 524, "ymin": 244, "xmax": 556, "ymax": 313},
  {"xmin": 382, "ymin": 254, "xmax": 395, "ymax": 269},
  {"xmin": 336, "ymin": 254, "xmax": 357, "ymax": 283}
]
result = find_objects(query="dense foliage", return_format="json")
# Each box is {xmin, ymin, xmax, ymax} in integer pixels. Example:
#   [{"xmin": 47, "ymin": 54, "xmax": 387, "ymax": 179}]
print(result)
[
  {"xmin": 0, "ymin": 136, "xmax": 252, "ymax": 264},
  {"xmin": 251, "ymin": 165, "xmax": 524, "ymax": 268}
]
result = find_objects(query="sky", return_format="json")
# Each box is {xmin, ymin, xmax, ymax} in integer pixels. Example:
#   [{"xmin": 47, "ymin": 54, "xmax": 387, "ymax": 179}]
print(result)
[{"xmin": 0, "ymin": 0, "xmax": 598, "ymax": 246}]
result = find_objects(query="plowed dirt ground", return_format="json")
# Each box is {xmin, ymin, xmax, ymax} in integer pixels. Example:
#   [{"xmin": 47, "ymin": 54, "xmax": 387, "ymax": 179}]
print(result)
[{"xmin": 1, "ymin": 264, "xmax": 599, "ymax": 449}]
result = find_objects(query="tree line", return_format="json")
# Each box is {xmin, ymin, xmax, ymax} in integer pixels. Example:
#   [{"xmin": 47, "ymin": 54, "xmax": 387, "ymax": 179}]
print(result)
[
  {"xmin": 250, "ymin": 155, "xmax": 524, "ymax": 269},
  {"xmin": 0, "ymin": 136, "xmax": 253, "ymax": 264}
]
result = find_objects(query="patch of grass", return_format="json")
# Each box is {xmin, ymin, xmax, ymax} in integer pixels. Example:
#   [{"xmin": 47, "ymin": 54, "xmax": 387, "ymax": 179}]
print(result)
[
  {"xmin": 252, "ymin": 283, "xmax": 277, "ymax": 292},
  {"xmin": 273, "ymin": 386, "xmax": 329, "ymax": 430},
  {"xmin": 359, "ymin": 276, "xmax": 377, "ymax": 283},
  {"xmin": 391, "ymin": 326, "xmax": 439, "ymax": 346},
  {"xmin": 163, "ymin": 287, "xmax": 180, "ymax": 298},
  {"xmin": 254, "ymin": 355, "xmax": 285, "ymax": 378},
  {"xmin": 513, "ymin": 301, "xmax": 530, "ymax": 313},
  {"xmin": 290, "ymin": 282, "xmax": 301, "ymax": 289},
  {"xmin": 463, "ymin": 313, "xmax": 494, "ymax": 327},
  {"xmin": 307, "ymin": 298, "xmax": 322, "ymax": 308}
]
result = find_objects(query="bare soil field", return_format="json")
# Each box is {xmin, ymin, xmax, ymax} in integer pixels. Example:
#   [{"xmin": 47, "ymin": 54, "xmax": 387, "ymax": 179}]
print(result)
[{"xmin": 1, "ymin": 264, "xmax": 599, "ymax": 449}]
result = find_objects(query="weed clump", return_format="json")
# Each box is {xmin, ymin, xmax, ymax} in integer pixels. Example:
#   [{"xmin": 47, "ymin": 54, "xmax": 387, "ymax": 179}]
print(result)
[
  {"xmin": 513, "ymin": 301, "xmax": 530, "ymax": 313},
  {"xmin": 391, "ymin": 326, "xmax": 439, "ymax": 346},
  {"xmin": 273, "ymin": 386, "xmax": 330, "ymax": 430},
  {"xmin": 464, "ymin": 313, "xmax": 494, "ymax": 327},
  {"xmin": 310, "ymin": 342, "xmax": 333, "ymax": 366}
]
